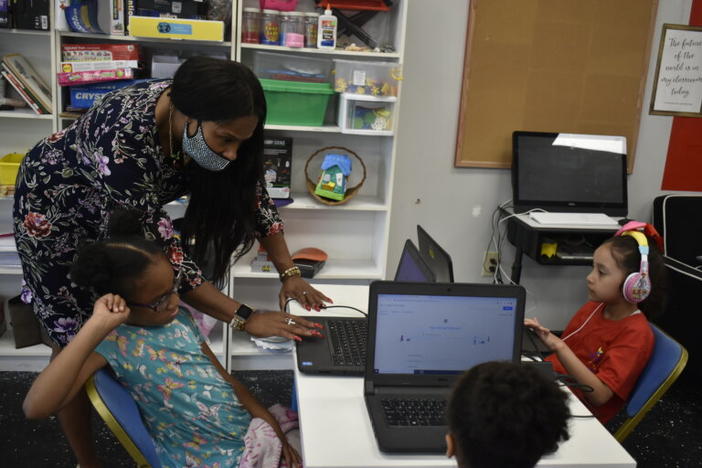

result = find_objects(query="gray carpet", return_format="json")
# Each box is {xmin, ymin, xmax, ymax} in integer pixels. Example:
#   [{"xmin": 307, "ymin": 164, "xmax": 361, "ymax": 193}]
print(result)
[{"xmin": 0, "ymin": 370, "xmax": 700, "ymax": 467}]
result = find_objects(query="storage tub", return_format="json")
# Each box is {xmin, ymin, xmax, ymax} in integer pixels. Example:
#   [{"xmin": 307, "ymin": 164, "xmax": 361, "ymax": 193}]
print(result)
[
  {"xmin": 338, "ymin": 93, "xmax": 396, "ymax": 135},
  {"xmin": 0, "ymin": 153, "xmax": 24, "ymax": 186},
  {"xmin": 253, "ymin": 51, "xmax": 332, "ymax": 83},
  {"xmin": 261, "ymin": 79, "xmax": 334, "ymax": 126},
  {"xmin": 332, "ymin": 59, "xmax": 401, "ymax": 97}
]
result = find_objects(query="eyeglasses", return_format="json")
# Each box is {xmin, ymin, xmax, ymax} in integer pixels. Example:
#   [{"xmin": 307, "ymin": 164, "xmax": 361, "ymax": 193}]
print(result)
[{"xmin": 127, "ymin": 270, "xmax": 182, "ymax": 312}]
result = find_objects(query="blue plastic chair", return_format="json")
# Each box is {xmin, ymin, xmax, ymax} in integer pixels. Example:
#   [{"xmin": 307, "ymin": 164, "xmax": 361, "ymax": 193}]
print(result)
[
  {"xmin": 85, "ymin": 368, "xmax": 161, "ymax": 468},
  {"xmin": 614, "ymin": 324, "xmax": 688, "ymax": 442}
]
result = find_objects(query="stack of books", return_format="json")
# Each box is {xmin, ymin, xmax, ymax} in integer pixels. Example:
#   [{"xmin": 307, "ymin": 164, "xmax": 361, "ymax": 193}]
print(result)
[{"xmin": 0, "ymin": 54, "xmax": 52, "ymax": 115}]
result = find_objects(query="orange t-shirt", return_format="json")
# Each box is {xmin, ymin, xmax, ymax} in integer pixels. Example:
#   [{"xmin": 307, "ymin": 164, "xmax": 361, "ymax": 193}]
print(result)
[{"xmin": 546, "ymin": 301, "xmax": 654, "ymax": 422}]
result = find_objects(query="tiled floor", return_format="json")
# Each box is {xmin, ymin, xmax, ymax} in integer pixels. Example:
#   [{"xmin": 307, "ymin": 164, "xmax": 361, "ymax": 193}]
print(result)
[{"xmin": 0, "ymin": 370, "xmax": 700, "ymax": 468}]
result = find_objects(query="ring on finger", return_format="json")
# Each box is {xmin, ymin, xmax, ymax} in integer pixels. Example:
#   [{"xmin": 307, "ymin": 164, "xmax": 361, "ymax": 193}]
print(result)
[
  {"xmin": 302, "ymin": 291, "xmax": 307, "ymax": 295},
  {"xmin": 286, "ymin": 317, "xmax": 296, "ymax": 326}
]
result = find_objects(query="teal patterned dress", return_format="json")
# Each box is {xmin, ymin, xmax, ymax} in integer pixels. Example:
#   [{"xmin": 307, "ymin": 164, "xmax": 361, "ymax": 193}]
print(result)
[{"xmin": 95, "ymin": 308, "xmax": 251, "ymax": 467}]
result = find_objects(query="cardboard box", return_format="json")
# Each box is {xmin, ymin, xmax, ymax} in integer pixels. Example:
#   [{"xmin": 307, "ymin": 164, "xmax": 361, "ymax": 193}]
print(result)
[
  {"xmin": 128, "ymin": 15, "xmax": 224, "ymax": 41},
  {"xmin": 0, "ymin": 0, "xmax": 10, "ymax": 28},
  {"xmin": 58, "ymin": 68, "xmax": 135, "ymax": 86},
  {"xmin": 61, "ymin": 43, "xmax": 141, "ymax": 62},
  {"xmin": 68, "ymin": 79, "xmax": 142, "ymax": 109},
  {"xmin": 263, "ymin": 137, "xmax": 292, "ymax": 199},
  {"xmin": 60, "ymin": 60, "xmax": 140, "ymax": 73},
  {"xmin": 7, "ymin": 295, "xmax": 51, "ymax": 349},
  {"xmin": 11, "ymin": 0, "xmax": 49, "ymax": 30}
]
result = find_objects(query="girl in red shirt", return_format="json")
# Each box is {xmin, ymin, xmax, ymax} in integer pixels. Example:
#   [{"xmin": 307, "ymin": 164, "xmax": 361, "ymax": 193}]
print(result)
[{"xmin": 525, "ymin": 222, "xmax": 667, "ymax": 422}]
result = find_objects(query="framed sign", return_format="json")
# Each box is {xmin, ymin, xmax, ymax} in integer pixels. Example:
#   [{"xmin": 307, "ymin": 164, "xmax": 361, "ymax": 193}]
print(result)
[{"xmin": 650, "ymin": 24, "xmax": 702, "ymax": 117}]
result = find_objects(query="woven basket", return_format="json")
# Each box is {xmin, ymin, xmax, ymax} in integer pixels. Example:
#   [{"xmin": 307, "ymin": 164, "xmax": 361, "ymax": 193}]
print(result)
[{"xmin": 304, "ymin": 146, "xmax": 367, "ymax": 206}]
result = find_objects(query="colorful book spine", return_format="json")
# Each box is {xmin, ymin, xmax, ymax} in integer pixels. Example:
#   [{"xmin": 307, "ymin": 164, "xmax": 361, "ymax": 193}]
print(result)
[{"xmin": 57, "ymin": 67, "xmax": 134, "ymax": 86}]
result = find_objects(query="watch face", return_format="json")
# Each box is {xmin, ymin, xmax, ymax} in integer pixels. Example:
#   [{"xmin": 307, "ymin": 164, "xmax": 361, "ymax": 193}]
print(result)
[{"xmin": 237, "ymin": 304, "xmax": 254, "ymax": 319}]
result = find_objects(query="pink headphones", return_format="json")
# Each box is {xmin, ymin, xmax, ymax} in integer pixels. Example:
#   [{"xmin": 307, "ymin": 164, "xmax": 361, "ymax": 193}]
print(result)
[{"xmin": 615, "ymin": 221, "xmax": 652, "ymax": 304}]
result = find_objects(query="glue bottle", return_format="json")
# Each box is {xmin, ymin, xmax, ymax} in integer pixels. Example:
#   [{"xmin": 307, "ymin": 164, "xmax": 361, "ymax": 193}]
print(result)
[{"xmin": 317, "ymin": 4, "xmax": 337, "ymax": 49}]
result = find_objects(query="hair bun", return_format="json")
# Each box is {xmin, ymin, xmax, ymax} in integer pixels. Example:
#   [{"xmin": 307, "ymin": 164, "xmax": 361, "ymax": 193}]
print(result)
[{"xmin": 108, "ymin": 208, "xmax": 144, "ymax": 237}]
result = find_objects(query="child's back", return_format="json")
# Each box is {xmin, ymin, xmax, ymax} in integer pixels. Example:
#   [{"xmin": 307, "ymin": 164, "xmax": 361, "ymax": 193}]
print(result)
[{"xmin": 96, "ymin": 308, "xmax": 250, "ymax": 466}]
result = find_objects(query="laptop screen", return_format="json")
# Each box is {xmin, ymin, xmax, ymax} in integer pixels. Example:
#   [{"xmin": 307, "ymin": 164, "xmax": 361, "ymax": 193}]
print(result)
[
  {"xmin": 417, "ymin": 225, "xmax": 454, "ymax": 283},
  {"xmin": 394, "ymin": 239, "xmax": 436, "ymax": 282},
  {"xmin": 373, "ymin": 293, "xmax": 519, "ymax": 375}
]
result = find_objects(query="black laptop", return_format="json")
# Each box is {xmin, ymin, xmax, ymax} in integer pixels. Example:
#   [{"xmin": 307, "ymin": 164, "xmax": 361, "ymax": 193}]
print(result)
[
  {"xmin": 364, "ymin": 281, "xmax": 525, "ymax": 453},
  {"xmin": 295, "ymin": 239, "xmax": 436, "ymax": 376},
  {"xmin": 417, "ymin": 225, "xmax": 455, "ymax": 283}
]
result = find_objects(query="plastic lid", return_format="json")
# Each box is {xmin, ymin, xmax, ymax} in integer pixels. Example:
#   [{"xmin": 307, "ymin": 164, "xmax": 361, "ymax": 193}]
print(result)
[
  {"xmin": 262, "ymin": 9, "xmax": 279, "ymax": 14},
  {"xmin": 243, "ymin": 7, "xmax": 260, "ymax": 12},
  {"xmin": 260, "ymin": 78, "xmax": 334, "ymax": 94},
  {"xmin": 292, "ymin": 247, "xmax": 328, "ymax": 262}
]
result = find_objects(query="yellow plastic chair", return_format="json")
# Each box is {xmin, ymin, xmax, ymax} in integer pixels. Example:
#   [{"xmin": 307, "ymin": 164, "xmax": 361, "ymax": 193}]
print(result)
[
  {"xmin": 85, "ymin": 368, "xmax": 161, "ymax": 468},
  {"xmin": 614, "ymin": 324, "xmax": 688, "ymax": 442}
]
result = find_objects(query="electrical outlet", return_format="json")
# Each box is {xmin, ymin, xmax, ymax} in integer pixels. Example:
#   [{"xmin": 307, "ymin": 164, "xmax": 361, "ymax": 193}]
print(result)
[{"xmin": 481, "ymin": 251, "xmax": 499, "ymax": 277}]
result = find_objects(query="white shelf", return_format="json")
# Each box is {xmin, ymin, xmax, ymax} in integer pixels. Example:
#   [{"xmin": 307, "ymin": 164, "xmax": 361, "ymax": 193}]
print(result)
[
  {"xmin": 0, "ymin": 110, "xmax": 53, "ymax": 120},
  {"xmin": 282, "ymin": 192, "xmax": 387, "ymax": 211},
  {"xmin": 233, "ymin": 258, "xmax": 382, "ymax": 280},
  {"xmin": 0, "ymin": 329, "xmax": 50, "ymax": 357},
  {"xmin": 0, "ymin": 28, "xmax": 50, "ymax": 37},
  {"xmin": 0, "ymin": 266, "xmax": 22, "ymax": 275},
  {"xmin": 241, "ymin": 43, "xmax": 400, "ymax": 59},
  {"xmin": 265, "ymin": 124, "xmax": 342, "ymax": 133},
  {"xmin": 58, "ymin": 31, "xmax": 232, "ymax": 47}
]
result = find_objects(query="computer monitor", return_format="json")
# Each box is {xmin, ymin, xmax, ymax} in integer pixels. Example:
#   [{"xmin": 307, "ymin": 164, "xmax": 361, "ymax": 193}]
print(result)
[
  {"xmin": 394, "ymin": 239, "xmax": 436, "ymax": 282},
  {"xmin": 416, "ymin": 225, "xmax": 454, "ymax": 283},
  {"xmin": 512, "ymin": 131, "xmax": 628, "ymax": 216}
]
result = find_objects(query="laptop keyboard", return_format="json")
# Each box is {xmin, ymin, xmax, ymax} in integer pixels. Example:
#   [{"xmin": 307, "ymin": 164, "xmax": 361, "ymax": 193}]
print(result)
[
  {"xmin": 328, "ymin": 319, "xmax": 367, "ymax": 367},
  {"xmin": 381, "ymin": 398, "xmax": 447, "ymax": 426}
]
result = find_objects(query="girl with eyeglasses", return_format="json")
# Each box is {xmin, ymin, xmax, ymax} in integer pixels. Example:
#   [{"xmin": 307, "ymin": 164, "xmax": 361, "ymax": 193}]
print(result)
[{"xmin": 23, "ymin": 209, "xmax": 310, "ymax": 467}]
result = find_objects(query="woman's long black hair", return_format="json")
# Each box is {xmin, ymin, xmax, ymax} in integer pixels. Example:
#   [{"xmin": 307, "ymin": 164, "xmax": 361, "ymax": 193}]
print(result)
[{"xmin": 170, "ymin": 57, "xmax": 267, "ymax": 287}]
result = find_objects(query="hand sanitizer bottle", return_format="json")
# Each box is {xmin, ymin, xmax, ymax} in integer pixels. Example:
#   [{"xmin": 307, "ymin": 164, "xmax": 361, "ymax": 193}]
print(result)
[{"xmin": 317, "ymin": 4, "xmax": 337, "ymax": 49}]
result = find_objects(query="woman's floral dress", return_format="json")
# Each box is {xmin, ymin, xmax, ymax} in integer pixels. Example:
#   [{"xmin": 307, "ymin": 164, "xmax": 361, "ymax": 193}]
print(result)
[{"xmin": 13, "ymin": 80, "xmax": 283, "ymax": 347}]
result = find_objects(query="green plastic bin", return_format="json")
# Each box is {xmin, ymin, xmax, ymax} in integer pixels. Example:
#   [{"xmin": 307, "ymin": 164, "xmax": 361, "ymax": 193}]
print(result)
[{"xmin": 260, "ymin": 79, "xmax": 334, "ymax": 126}]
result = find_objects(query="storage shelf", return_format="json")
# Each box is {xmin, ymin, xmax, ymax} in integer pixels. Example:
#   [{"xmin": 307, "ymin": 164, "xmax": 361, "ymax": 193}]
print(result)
[
  {"xmin": 0, "ymin": 266, "xmax": 22, "ymax": 275},
  {"xmin": 0, "ymin": 110, "xmax": 53, "ymax": 120},
  {"xmin": 241, "ymin": 43, "xmax": 400, "ymax": 59},
  {"xmin": 282, "ymin": 192, "xmax": 387, "ymax": 211},
  {"xmin": 59, "ymin": 31, "xmax": 232, "ymax": 47},
  {"xmin": 231, "ymin": 333, "xmax": 292, "ymax": 357},
  {"xmin": 233, "ymin": 258, "xmax": 382, "ymax": 280},
  {"xmin": 264, "ymin": 124, "xmax": 341, "ymax": 133},
  {"xmin": 0, "ymin": 330, "xmax": 50, "ymax": 357},
  {"xmin": 0, "ymin": 28, "xmax": 50, "ymax": 37}
]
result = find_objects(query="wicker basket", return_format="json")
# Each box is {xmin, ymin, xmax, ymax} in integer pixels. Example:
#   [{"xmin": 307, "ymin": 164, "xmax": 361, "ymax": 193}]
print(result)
[{"xmin": 304, "ymin": 146, "xmax": 367, "ymax": 206}]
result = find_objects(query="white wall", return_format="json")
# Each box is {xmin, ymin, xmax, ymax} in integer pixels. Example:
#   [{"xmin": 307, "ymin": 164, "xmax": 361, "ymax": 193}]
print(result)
[{"xmin": 389, "ymin": 0, "xmax": 695, "ymax": 329}]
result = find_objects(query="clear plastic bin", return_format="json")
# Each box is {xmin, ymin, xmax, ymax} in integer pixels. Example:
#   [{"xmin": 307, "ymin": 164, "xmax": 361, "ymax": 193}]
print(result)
[
  {"xmin": 338, "ymin": 93, "xmax": 396, "ymax": 135},
  {"xmin": 332, "ymin": 59, "xmax": 401, "ymax": 97},
  {"xmin": 253, "ymin": 51, "xmax": 332, "ymax": 83}
]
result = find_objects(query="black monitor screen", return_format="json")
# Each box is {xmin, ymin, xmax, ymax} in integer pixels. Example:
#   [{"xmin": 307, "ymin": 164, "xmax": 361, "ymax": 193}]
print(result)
[{"xmin": 512, "ymin": 132, "xmax": 628, "ymax": 216}]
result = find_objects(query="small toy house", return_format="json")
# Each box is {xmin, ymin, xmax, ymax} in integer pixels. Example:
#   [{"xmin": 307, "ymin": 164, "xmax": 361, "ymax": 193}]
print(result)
[{"xmin": 315, "ymin": 153, "xmax": 352, "ymax": 201}]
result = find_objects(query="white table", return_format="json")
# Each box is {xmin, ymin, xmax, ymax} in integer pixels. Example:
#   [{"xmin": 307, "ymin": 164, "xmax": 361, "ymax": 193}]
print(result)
[{"xmin": 289, "ymin": 284, "xmax": 636, "ymax": 468}]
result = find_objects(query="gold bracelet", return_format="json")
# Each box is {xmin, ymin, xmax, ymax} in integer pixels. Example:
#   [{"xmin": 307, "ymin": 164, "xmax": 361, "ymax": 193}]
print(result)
[{"xmin": 279, "ymin": 265, "xmax": 301, "ymax": 281}]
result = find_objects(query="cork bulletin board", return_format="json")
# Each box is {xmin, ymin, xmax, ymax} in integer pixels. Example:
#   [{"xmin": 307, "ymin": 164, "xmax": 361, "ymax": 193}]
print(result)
[{"xmin": 455, "ymin": 0, "xmax": 659, "ymax": 171}]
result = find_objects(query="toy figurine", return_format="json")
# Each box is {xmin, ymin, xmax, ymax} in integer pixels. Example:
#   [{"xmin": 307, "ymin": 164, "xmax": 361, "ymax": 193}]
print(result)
[{"xmin": 315, "ymin": 153, "xmax": 352, "ymax": 201}]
